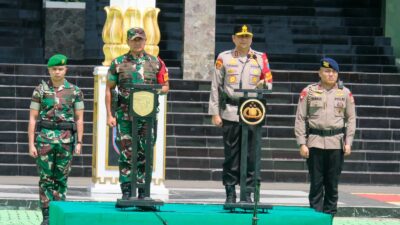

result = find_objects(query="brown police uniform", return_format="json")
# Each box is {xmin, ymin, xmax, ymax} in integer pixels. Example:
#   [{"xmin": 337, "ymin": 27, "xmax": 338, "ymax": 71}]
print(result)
[
  {"xmin": 208, "ymin": 47, "xmax": 273, "ymax": 198},
  {"xmin": 294, "ymin": 81, "xmax": 356, "ymax": 214}
]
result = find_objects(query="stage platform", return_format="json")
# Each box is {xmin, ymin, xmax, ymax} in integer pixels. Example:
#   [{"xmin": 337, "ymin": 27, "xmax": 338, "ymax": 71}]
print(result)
[{"xmin": 50, "ymin": 201, "xmax": 332, "ymax": 225}]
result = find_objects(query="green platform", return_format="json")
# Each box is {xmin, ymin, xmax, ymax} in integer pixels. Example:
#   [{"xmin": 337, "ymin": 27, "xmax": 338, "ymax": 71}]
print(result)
[{"xmin": 50, "ymin": 201, "xmax": 332, "ymax": 225}]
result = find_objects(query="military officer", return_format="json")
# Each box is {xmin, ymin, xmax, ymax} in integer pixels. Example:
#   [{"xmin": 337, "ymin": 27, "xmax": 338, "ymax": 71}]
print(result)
[
  {"xmin": 294, "ymin": 58, "xmax": 356, "ymax": 215},
  {"xmin": 28, "ymin": 54, "xmax": 84, "ymax": 225},
  {"xmin": 105, "ymin": 27, "xmax": 169, "ymax": 200},
  {"xmin": 208, "ymin": 24, "xmax": 273, "ymax": 203}
]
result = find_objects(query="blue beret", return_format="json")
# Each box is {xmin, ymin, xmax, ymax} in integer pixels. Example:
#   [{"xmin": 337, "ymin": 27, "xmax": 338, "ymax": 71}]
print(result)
[
  {"xmin": 320, "ymin": 57, "xmax": 339, "ymax": 72},
  {"xmin": 48, "ymin": 54, "xmax": 68, "ymax": 67}
]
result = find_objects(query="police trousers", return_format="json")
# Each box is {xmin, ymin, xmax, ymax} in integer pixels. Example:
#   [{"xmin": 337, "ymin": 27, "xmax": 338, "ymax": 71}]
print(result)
[
  {"xmin": 36, "ymin": 142, "xmax": 74, "ymax": 209},
  {"xmin": 222, "ymin": 119, "xmax": 258, "ymax": 192},
  {"xmin": 307, "ymin": 148, "xmax": 344, "ymax": 214}
]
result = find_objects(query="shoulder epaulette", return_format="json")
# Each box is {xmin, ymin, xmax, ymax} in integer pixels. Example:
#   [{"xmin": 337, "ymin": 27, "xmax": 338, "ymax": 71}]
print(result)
[{"xmin": 41, "ymin": 80, "xmax": 49, "ymax": 91}]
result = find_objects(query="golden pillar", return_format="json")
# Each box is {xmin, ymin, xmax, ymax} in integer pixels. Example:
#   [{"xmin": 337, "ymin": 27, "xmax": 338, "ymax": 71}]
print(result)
[{"xmin": 102, "ymin": 6, "xmax": 161, "ymax": 66}]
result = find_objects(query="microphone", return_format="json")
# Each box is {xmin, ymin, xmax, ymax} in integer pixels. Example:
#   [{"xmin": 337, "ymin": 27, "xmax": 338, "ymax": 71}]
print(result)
[{"xmin": 239, "ymin": 54, "xmax": 252, "ymax": 90}]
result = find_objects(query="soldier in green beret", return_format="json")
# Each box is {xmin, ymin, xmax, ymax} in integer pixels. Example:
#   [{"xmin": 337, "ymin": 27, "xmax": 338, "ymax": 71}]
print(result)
[{"xmin": 27, "ymin": 54, "xmax": 84, "ymax": 225}]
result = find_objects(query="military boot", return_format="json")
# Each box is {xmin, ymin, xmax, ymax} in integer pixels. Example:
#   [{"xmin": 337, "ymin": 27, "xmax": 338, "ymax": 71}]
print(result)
[
  {"xmin": 225, "ymin": 185, "xmax": 236, "ymax": 204},
  {"xmin": 40, "ymin": 208, "xmax": 49, "ymax": 225},
  {"xmin": 138, "ymin": 188, "xmax": 145, "ymax": 199},
  {"xmin": 120, "ymin": 182, "xmax": 131, "ymax": 200}
]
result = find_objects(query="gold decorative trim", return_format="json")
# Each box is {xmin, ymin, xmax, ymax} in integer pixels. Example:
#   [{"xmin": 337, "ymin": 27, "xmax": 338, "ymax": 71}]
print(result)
[
  {"xmin": 102, "ymin": 7, "xmax": 161, "ymax": 66},
  {"xmin": 93, "ymin": 176, "xmax": 120, "ymax": 185},
  {"xmin": 91, "ymin": 76, "xmax": 99, "ymax": 177},
  {"xmin": 162, "ymin": 97, "xmax": 167, "ymax": 179},
  {"xmin": 105, "ymin": 126, "xmax": 119, "ymax": 170}
]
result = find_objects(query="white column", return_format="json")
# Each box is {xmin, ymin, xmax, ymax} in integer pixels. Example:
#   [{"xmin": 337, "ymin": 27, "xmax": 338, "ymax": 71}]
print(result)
[{"xmin": 91, "ymin": 66, "xmax": 120, "ymax": 194}]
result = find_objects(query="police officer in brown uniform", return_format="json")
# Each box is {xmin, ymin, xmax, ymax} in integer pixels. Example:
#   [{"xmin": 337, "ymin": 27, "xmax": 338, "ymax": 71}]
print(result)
[
  {"xmin": 209, "ymin": 24, "xmax": 273, "ymax": 203},
  {"xmin": 294, "ymin": 58, "xmax": 356, "ymax": 215}
]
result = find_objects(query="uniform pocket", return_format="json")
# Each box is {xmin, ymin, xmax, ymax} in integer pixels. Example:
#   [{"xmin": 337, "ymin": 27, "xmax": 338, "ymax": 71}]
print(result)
[
  {"xmin": 309, "ymin": 100, "xmax": 323, "ymax": 116},
  {"xmin": 334, "ymin": 100, "xmax": 345, "ymax": 117}
]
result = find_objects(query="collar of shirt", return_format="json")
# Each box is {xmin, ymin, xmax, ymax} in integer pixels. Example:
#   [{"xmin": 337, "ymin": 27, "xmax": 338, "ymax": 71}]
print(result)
[{"xmin": 48, "ymin": 79, "xmax": 71, "ymax": 92}]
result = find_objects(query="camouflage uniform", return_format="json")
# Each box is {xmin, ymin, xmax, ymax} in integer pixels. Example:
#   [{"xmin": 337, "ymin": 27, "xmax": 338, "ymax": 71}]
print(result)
[
  {"xmin": 30, "ymin": 79, "xmax": 84, "ymax": 209},
  {"xmin": 107, "ymin": 51, "xmax": 168, "ymax": 184},
  {"xmin": 208, "ymin": 48, "xmax": 273, "ymax": 192}
]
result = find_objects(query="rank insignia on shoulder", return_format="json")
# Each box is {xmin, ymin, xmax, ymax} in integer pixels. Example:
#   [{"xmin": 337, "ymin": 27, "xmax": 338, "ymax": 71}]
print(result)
[
  {"xmin": 215, "ymin": 58, "xmax": 223, "ymax": 70},
  {"xmin": 300, "ymin": 89, "xmax": 307, "ymax": 101},
  {"xmin": 349, "ymin": 92, "xmax": 355, "ymax": 104}
]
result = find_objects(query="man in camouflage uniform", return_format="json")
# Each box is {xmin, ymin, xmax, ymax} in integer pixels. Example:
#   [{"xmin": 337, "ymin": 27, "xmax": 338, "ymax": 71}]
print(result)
[
  {"xmin": 294, "ymin": 58, "xmax": 356, "ymax": 215},
  {"xmin": 105, "ymin": 27, "xmax": 169, "ymax": 200},
  {"xmin": 208, "ymin": 24, "xmax": 273, "ymax": 203},
  {"xmin": 28, "ymin": 54, "xmax": 84, "ymax": 225}
]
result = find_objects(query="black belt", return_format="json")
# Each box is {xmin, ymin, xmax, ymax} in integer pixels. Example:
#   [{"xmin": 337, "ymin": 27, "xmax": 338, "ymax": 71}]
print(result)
[
  {"xmin": 38, "ymin": 121, "xmax": 76, "ymax": 131},
  {"xmin": 309, "ymin": 128, "xmax": 345, "ymax": 137},
  {"xmin": 226, "ymin": 98, "xmax": 239, "ymax": 106}
]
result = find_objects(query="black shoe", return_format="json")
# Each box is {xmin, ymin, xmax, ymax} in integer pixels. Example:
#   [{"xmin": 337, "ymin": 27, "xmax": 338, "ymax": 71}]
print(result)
[
  {"xmin": 225, "ymin": 185, "xmax": 236, "ymax": 204},
  {"xmin": 245, "ymin": 192, "xmax": 253, "ymax": 203},
  {"xmin": 120, "ymin": 182, "xmax": 131, "ymax": 200},
  {"xmin": 41, "ymin": 208, "xmax": 49, "ymax": 225},
  {"xmin": 138, "ymin": 188, "xmax": 145, "ymax": 199}
]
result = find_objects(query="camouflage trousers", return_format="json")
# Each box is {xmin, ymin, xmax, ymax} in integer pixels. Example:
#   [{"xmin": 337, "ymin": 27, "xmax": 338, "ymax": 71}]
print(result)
[
  {"xmin": 36, "ymin": 142, "xmax": 73, "ymax": 209},
  {"xmin": 117, "ymin": 119, "xmax": 154, "ymax": 184}
]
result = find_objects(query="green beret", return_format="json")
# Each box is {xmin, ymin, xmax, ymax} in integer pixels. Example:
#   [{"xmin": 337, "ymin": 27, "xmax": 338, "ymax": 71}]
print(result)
[{"xmin": 47, "ymin": 54, "xmax": 68, "ymax": 67}]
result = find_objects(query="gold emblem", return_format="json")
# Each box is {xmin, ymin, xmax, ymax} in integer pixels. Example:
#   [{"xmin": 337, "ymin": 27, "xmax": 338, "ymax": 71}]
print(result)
[
  {"xmin": 323, "ymin": 61, "xmax": 330, "ymax": 68},
  {"xmin": 227, "ymin": 68, "xmax": 236, "ymax": 74},
  {"xmin": 242, "ymin": 25, "xmax": 248, "ymax": 33},
  {"xmin": 228, "ymin": 75, "xmax": 237, "ymax": 83},
  {"xmin": 132, "ymin": 91, "xmax": 154, "ymax": 117},
  {"xmin": 251, "ymin": 76, "xmax": 258, "ymax": 84},
  {"xmin": 239, "ymin": 99, "xmax": 266, "ymax": 125},
  {"xmin": 336, "ymin": 90, "xmax": 344, "ymax": 96},
  {"xmin": 229, "ymin": 58, "xmax": 237, "ymax": 65}
]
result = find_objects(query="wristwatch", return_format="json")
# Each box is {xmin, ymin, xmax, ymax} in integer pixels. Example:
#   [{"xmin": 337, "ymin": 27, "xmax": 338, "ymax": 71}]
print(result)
[{"xmin": 77, "ymin": 141, "xmax": 82, "ymax": 145}]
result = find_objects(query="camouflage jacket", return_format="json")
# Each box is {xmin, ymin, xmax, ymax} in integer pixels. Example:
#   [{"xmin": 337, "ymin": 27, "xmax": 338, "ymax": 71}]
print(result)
[
  {"xmin": 107, "ymin": 51, "xmax": 169, "ymax": 120},
  {"xmin": 30, "ymin": 79, "xmax": 84, "ymax": 144}
]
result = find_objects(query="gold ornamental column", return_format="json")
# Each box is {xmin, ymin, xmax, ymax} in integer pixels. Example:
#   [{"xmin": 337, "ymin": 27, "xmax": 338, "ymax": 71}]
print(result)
[
  {"xmin": 91, "ymin": 0, "xmax": 168, "ymax": 201},
  {"xmin": 102, "ymin": 6, "xmax": 161, "ymax": 66}
]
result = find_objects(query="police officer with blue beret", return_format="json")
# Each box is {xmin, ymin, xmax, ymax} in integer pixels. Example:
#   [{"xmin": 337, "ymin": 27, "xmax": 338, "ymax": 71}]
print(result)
[{"xmin": 294, "ymin": 58, "xmax": 356, "ymax": 215}]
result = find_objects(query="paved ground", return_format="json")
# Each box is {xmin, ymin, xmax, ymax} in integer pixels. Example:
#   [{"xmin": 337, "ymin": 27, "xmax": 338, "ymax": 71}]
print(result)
[{"xmin": 0, "ymin": 176, "xmax": 399, "ymax": 224}]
